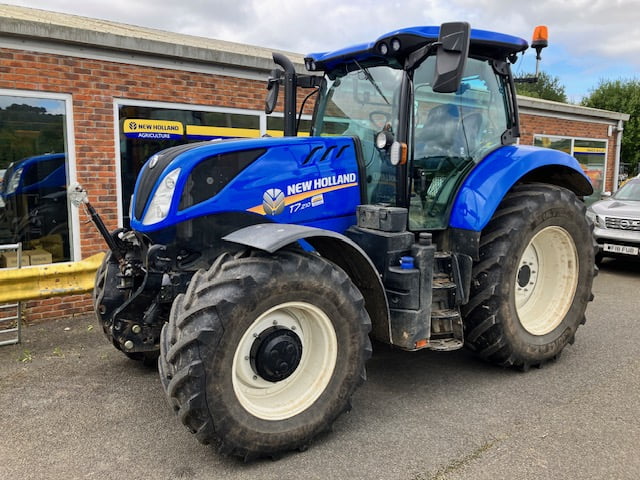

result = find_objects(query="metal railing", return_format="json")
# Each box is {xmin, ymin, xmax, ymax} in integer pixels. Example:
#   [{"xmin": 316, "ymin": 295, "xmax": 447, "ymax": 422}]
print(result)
[
  {"xmin": 0, "ymin": 252, "xmax": 104, "ymax": 304},
  {"xmin": 0, "ymin": 251, "xmax": 104, "ymax": 346},
  {"xmin": 0, "ymin": 243, "xmax": 24, "ymax": 346}
]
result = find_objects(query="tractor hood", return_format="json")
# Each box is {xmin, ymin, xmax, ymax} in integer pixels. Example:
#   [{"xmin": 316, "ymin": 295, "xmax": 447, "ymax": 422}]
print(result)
[
  {"xmin": 589, "ymin": 198, "xmax": 640, "ymax": 219},
  {"xmin": 130, "ymin": 136, "xmax": 364, "ymax": 234}
]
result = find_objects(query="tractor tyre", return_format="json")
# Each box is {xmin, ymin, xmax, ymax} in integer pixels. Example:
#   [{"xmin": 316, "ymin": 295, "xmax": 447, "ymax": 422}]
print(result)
[
  {"xmin": 92, "ymin": 250, "xmax": 112, "ymax": 316},
  {"xmin": 462, "ymin": 183, "xmax": 595, "ymax": 370},
  {"xmin": 158, "ymin": 248, "xmax": 372, "ymax": 459}
]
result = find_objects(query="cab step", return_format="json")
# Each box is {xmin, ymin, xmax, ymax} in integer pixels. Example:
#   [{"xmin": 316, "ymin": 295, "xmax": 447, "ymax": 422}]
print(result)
[{"xmin": 428, "ymin": 308, "xmax": 464, "ymax": 351}]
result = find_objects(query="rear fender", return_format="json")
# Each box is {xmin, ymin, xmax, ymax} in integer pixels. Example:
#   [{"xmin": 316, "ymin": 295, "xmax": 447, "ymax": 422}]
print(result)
[
  {"xmin": 450, "ymin": 145, "xmax": 593, "ymax": 231},
  {"xmin": 223, "ymin": 223, "xmax": 391, "ymax": 342}
]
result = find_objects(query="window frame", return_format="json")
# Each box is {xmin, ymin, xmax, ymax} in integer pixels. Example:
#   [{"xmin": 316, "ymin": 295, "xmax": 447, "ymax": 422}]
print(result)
[{"xmin": 0, "ymin": 88, "xmax": 79, "ymax": 263}]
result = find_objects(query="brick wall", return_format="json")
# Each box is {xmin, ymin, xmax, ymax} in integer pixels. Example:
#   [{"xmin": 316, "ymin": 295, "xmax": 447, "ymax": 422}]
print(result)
[{"xmin": 0, "ymin": 47, "xmax": 273, "ymax": 322}]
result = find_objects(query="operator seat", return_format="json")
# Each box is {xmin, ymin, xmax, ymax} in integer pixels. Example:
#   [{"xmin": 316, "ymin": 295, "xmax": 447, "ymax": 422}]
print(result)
[{"xmin": 418, "ymin": 103, "xmax": 463, "ymax": 158}]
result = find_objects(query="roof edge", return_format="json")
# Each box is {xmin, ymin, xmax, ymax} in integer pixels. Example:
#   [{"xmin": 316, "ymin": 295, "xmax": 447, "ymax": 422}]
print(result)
[
  {"xmin": 517, "ymin": 95, "xmax": 630, "ymax": 122},
  {"xmin": 0, "ymin": 5, "xmax": 305, "ymax": 72}
]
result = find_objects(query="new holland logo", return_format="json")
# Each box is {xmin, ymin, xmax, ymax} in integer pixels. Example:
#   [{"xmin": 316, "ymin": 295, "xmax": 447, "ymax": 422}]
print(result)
[{"xmin": 263, "ymin": 188, "xmax": 285, "ymax": 215}]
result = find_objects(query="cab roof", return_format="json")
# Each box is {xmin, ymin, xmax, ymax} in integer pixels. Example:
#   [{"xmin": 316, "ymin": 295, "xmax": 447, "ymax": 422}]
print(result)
[{"xmin": 305, "ymin": 25, "xmax": 528, "ymax": 72}]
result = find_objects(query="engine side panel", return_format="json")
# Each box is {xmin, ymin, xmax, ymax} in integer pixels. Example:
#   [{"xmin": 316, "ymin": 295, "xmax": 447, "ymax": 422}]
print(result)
[{"xmin": 131, "ymin": 136, "xmax": 364, "ymax": 235}]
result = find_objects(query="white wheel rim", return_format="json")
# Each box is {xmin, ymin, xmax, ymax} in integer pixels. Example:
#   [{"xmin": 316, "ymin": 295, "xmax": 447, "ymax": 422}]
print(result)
[
  {"xmin": 515, "ymin": 226, "xmax": 579, "ymax": 336},
  {"xmin": 232, "ymin": 301, "xmax": 337, "ymax": 421}
]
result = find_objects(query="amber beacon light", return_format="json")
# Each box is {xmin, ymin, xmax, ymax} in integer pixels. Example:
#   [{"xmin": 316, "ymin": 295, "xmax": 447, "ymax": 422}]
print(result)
[{"xmin": 531, "ymin": 25, "xmax": 548, "ymax": 58}]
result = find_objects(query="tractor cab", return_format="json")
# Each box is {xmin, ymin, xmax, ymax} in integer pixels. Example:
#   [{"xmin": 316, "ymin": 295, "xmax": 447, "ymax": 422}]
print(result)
[{"xmin": 274, "ymin": 24, "xmax": 531, "ymax": 230}]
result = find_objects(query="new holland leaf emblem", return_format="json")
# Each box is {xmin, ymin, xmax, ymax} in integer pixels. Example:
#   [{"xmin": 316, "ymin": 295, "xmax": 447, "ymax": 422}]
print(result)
[{"xmin": 263, "ymin": 188, "xmax": 285, "ymax": 215}]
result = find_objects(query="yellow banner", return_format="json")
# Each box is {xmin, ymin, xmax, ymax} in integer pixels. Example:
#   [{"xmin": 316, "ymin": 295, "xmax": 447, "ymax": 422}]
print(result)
[
  {"xmin": 123, "ymin": 119, "xmax": 183, "ymax": 138},
  {"xmin": 186, "ymin": 125, "xmax": 261, "ymax": 138},
  {"xmin": 574, "ymin": 146, "xmax": 606, "ymax": 154}
]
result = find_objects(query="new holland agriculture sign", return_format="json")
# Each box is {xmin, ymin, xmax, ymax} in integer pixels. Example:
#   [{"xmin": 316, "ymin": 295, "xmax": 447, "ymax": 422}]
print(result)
[{"xmin": 124, "ymin": 119, "xmax": 184, "ymax": 140}]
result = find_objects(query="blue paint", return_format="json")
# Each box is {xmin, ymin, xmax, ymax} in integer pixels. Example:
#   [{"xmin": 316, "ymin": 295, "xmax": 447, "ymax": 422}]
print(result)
[{"xmin": 449, "ymin": 145, "xmax": 591, "ymax": 231}]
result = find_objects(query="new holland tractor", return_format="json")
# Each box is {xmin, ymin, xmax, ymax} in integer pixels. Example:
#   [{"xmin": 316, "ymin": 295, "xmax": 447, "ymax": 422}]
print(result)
[{"xmin": 77, "ymin": 22, "xmax": 595, "ymax": 459}]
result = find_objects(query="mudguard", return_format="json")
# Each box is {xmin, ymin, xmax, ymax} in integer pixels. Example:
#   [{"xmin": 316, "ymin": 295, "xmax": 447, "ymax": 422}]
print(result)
[{"xmin": 449, "ymin": 145, "xmax": 593, "ymax": 232}]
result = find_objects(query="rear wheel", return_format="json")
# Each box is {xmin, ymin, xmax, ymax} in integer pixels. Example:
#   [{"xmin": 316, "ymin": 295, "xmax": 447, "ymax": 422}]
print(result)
[
  {"xmin": 159, "ymin": 249, "xmax": 371, "ymax": 459},
  {"xmin": 462, "ymin": 184, "xmax": 595, "ymax": 369}
]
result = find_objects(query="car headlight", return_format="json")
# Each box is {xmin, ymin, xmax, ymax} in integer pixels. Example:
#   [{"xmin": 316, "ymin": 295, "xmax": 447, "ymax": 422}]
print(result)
[
  {"xmin": 5, "ymin": 167, "xmax": 23, "ymax": 194},
  {"xmin": 586, "ymin": 210, "xmax": 605, "ymax": 228},
  {"xmin": 141, "ymin": 168, "xmax": 180, "ymax": 225}
]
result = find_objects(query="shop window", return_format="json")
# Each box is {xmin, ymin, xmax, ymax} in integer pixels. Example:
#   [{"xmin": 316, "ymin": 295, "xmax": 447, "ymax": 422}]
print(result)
[
  {"xmin": 573, "ymin": 139, "xmax": 607, "ymax": 203},
  {"xmin": 0, "ymin": 94, "xmax": 72, "ymax": 264},
  {"xmin": 534, "ymin": 135, "xmax": 607, "ymax": 205},
  {"xmin": 266, "ymin": 115, "xmax": 312, "ymax": 136},
  {"xmin": 118, "ymin": 104, "xmax": 261, "ymax": 226}
]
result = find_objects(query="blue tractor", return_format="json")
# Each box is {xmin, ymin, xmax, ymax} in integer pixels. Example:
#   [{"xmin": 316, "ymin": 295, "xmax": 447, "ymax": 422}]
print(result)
[
  {"xmin": 81, "ymin": 23, "xmax": 595, "ymax": 458},
  {"xmin": 1, "ymin": 152, "xmax": 69, "ymax": 259}
]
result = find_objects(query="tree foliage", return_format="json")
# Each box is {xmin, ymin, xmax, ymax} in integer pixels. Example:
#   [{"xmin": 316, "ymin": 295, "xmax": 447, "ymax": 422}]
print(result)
[
  {"xmin": 0, "ymin": 104, "xmax": 65, "ymax": 168},
  {"xmin": 515, "ymin": 72, "xmax": 568, "ymax": 103},
  {"xmin": 582, "ymin": 79, "xmax": 640, "ymax": 175}
]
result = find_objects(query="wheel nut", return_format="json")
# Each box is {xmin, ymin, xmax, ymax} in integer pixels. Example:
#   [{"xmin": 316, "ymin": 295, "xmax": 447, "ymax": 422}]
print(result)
[
  {"xmin": 124, "ymin": 340, "xmax": 134, "ymax": 350},
  {"xmin": 132, "ymin": 325, "xmax": 141, "ymax": 334}
]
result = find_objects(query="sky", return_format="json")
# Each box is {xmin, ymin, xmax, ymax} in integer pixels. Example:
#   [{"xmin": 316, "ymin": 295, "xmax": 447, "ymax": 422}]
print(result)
[{"xmin": 3, "ymin": 0, "xmax": 640, "ymax": 102}]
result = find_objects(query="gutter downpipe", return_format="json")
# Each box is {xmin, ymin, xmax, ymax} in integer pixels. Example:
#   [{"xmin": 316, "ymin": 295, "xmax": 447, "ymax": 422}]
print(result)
[{"xmin": 613, "ymin": 119, "xmax": 624, "ymax": 191}]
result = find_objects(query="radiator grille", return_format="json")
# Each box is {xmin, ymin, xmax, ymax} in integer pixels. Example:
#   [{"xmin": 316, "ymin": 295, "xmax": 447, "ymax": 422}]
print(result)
[{"xmin": 605, "ymin": 217, "xmax": 640, "ymax": 231}]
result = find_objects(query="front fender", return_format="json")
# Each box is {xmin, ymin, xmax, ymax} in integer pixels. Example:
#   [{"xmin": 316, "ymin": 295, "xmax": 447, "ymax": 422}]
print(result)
[
  {"xmin": 223, "ymin": 223, "xmax": 391, "ymax": 342},
  {"xmin": 449, "ymin": 145, "xmax": 593, "ymax": 231}
]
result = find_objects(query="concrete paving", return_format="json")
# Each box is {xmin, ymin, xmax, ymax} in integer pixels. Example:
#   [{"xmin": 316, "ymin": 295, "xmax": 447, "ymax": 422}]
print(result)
[{"xmin": 0, "ymin": 258, "xmax": 639, "ymax": 480}]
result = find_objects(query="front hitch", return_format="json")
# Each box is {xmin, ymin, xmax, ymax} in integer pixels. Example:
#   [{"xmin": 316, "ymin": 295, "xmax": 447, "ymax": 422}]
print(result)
[
  {"xmin": 69, "ymin": 184, "xmax": 168, "ymax": 354},
  {"xmin": 68, "ymin": 183, "xmax": 125, "ymax": 264}
]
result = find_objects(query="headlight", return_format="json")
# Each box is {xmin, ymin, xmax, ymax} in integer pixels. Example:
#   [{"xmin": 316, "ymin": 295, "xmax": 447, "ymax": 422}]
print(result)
[
  {"xmin": 5, "ymin": 167, "xmax": 23, "ymax": 194},
  {"xmin": 586, "ymin": 210, "xmax": 605, "ymax": 228},
  {"xmin": 141, "ymin": 168, "xmax": 180, "ymax": 225}
]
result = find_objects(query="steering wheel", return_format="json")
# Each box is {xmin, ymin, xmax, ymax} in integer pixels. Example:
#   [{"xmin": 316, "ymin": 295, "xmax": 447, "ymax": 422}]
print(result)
[{"xmin": 369, "ymin": 111, "xmax": 391, "ymax": 130}]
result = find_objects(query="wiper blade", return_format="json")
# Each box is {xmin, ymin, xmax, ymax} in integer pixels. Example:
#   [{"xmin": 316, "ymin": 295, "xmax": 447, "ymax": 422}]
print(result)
[{"xmin": 354, "ymin": 60, "xmax": 390, "ymax": 105}]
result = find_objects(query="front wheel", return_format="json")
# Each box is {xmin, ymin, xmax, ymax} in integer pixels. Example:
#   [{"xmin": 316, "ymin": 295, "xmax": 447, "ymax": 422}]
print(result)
[
  {"xmin": 462, "ymin": 184, "xmax": 595, "ymax": 369},
  {"xmin": 158, "ymin": 249, "xmax": 371, "ymax": 459}
]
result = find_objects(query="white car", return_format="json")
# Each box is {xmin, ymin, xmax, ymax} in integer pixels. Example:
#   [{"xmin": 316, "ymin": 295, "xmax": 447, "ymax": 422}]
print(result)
[{"xmin": 586, "ymin": 177, "xmax": 640, "ymax": 264}]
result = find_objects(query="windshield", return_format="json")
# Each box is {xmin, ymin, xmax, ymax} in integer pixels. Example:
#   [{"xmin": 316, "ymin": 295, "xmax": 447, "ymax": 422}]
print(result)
[
  {"xmin": 613, "ymin": 180, "xmax": 640, "ymax": 201},
  {"xmin": 313, "ymin": 65, "xmax": 403, "ymax": 204},
  {"xmin": 410, "ymin": 56, "xmax": 510, "ymax": 229}
]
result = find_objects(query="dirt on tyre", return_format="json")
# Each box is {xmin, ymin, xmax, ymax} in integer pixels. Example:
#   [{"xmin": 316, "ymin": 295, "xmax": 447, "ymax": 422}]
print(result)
[
  {"xmin": 462, "ymin": 183, "xmax": 595, "ymax": 370},
  {"xmin": 158, "ymin": 248, "xmax": 372, "ymax": 459}
]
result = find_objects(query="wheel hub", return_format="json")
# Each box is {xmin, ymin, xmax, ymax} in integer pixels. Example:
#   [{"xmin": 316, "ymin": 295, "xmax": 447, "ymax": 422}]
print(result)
[
  {"xmin": 250, "ymin": 327, "xmax": 302, "ymax": 382},
  {"xmin": 232, "ymin": 301, "xmax": 338, "ymax": 421},
  {"xmin": 517, "ymin": 264, "xmax": 532, "ymax": 288}
]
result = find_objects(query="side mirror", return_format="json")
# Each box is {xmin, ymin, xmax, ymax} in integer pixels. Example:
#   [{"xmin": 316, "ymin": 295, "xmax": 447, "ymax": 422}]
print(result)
[
  {"xmin": 265, "ymin": 69, "xmax": 282, "ymax": 114},
  {"xmin": 601, "ymin": 191, "xmax": 612, "ymax": 199},
  {"xmin": 432, "ymin": 22, "xmax": 470, "ymax": 93},
  {"xmin": 68, "ymin": 182, "xmax": 89, "ymax": 207}
]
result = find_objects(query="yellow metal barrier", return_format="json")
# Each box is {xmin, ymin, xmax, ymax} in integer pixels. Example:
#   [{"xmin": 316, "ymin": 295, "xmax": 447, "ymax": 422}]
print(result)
[{"xmin": 0, "ymin": 252, "xmax": 104, "ymax": 303}]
